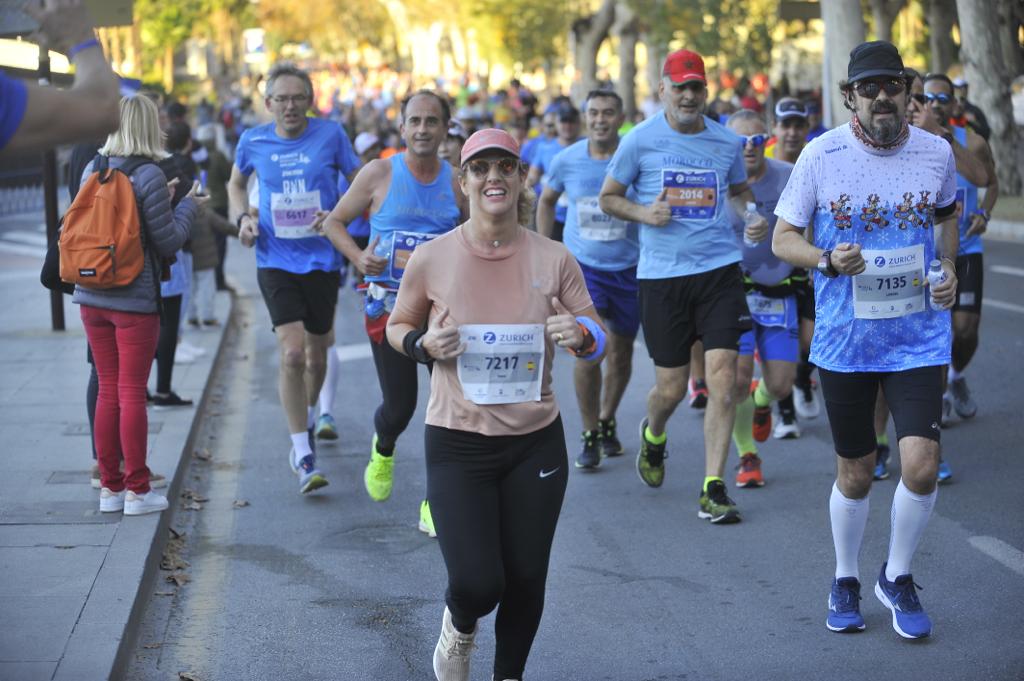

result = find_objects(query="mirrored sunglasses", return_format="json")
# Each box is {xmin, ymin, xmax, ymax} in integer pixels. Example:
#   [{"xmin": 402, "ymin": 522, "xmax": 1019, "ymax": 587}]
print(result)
[
  {"xmin": 925, "ymin": 92, "xmax": 952, "ymax": 104},
  {"xmin": 742, "ymin": 134, "xmax": 768, "ymax": 148},
  {"xmin": 464, "ymin": 157, "xmax": 521, "ymax": 178}
]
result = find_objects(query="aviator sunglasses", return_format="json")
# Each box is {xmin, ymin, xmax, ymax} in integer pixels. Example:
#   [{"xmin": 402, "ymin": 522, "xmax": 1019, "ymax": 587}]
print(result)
[
  {"xmin": 853, "ymin": 78, "xmax": 906, "ymax": 99},
  {"xmin": 464, "ymin": 157, "xmax": 522, "ymax": 179}
]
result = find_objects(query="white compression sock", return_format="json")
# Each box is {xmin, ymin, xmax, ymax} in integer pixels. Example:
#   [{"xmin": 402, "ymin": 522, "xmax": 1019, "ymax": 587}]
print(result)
[
  {"xmin": 886, "ymin": 480, "xmax": 937, "ymax": 581},
  {"xmin": 290, "ymin": 431, "xmax": 312, "ymax": 458},
  {"xmin": 319, "ymin": 346, "xmax": 340, "ymax": 416},
  {"xmin": 831, "ymin": 482, "xmax": 870, "ymax": 581}
]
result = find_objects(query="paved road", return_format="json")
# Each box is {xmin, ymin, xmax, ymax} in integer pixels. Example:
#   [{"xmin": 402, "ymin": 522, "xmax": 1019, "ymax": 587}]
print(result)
[{"xmin": 127, "ymin": 239, "xmax": 1024, "ymax": 681}]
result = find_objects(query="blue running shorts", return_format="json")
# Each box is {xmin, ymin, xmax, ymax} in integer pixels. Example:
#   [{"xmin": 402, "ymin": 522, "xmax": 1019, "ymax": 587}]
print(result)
[
  {"xmin": 738, "ymin": 294, "xmax": 799, "ymax": 361},
  {"xmin": 579, "ymin": 262, "xmax": 640, "ymax": 339}
]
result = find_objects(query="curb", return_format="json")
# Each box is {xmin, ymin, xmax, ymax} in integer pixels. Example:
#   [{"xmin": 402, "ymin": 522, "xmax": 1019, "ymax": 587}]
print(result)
[{"xmin": 52, "ymin": 284, "xmax": 239, "ymax": 681}]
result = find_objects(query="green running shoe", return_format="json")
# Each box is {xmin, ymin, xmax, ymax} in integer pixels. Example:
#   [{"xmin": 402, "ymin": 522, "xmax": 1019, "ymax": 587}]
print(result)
[
  {"xmin": 419, "ymin": 499, "xmax": 437, "ymax": 538},
  {"xmin": 364, "ymin": 434, "xmax": 395, "ymax": 502},
  {"xmin": 636, "ymin": 418, "xmax": 666, "ymax": 488},
  {"xmin": 698, "ymin": 480, "xmax": 741, "ymax": 524},
  {"xmin": 315, "ymin": 413, "xmax": 339, "ymax": 440}
]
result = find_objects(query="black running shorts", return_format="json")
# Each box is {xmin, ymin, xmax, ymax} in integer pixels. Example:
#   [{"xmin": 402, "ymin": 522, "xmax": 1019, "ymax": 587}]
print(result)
[
  {"xmin": 953, "ymin": 253, "xmax": 983, "ymax": 314},
  {"xmin": 794, "ymin": 269, "xmax": 816, "ymax": 322},
  {"xmin": 638, "ymin": 263, "xmax": 752, "ymax": 368},
  {"xmin": 818, "ymin": 365, "xmax": 943, "ymax": 459},
  {"xmin": 256, "ymin": 267, "xmax": 340, "ymax": 335}
]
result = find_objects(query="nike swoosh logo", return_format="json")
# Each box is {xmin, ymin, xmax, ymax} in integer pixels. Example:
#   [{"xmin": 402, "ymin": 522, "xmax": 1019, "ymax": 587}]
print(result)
[{"xmin": 539, "ymin": 468, "xmax": 560, "ymax": 479}]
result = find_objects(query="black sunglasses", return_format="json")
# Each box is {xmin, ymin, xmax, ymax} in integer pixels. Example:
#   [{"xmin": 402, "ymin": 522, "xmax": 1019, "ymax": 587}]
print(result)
[
  {"xmin": 853, "ymin": 79, "xmax": 906, "ymax": 99},
  {"xmin": 911, "ymin": 93, "xmax": 927, "ymax": 104}
]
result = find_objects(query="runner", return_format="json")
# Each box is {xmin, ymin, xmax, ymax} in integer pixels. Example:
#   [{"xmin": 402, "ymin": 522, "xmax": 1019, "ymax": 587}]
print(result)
[
  {"xmin": 537, "ymin": 89, "xmax": 640, "ymax": 469},
  {"xmin": 438, "ymin": 119, "xmax": 468, "ymax": 168},
  {"xmin": 526, "ymin": 103, "xmax": 582, "ymax": 242},
  {"xmin": 600, "ymin": 49, "xmax": 766, "ymax": 524},
  {"xmin": 773, "ymin": 41, "xmax": 958, "ymax": 639},
  {"xmin": 724, "ymin": 110, "xmax": 798, "ymax": 487},
  {"xmin": 765, "ymin": 97, "xmax": 809, "ymax": 163},
  {"xmin": 227, "ymin": 61, "xmax": 361, "ymax": 495},
  {"xmin": 385, "ymin": 128, "xmax": 604, "ymax": 681},
  {"xmin": 321, "ymin": 90, "xmax": 467, "ymax": 531}
]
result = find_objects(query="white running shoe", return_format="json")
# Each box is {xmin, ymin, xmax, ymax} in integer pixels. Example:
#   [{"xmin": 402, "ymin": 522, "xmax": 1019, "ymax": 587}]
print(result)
[
  {"xmin": 174, "ymin": 345, "xmax": 197, "ymax": 365},
  {"xmin": 773, "ymin": 412, "xmax": 801, "ymax": 439},
  {"xmin": 794, "ymin": 382, "xmax": 821, "ymax": 420},
  {"xmin": 178, "ymin": 340, "xmax": 207, "ymax": 358},
  {"xmin": 433, "ymin": 607, "xmax": 476, "ymax": 681},
  {"xmin": 124, "ymin": 490, "xmax": 169, "ymax": 516},
  {"xmin": 99, "ymin": 487, "xmax": 125, "ymax": 513}
]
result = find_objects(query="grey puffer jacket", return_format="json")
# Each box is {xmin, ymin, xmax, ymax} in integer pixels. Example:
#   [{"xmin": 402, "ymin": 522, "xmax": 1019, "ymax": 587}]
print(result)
[{"xmin": 72, "ymin": 156, "xmax": 197, "ymax": 314}]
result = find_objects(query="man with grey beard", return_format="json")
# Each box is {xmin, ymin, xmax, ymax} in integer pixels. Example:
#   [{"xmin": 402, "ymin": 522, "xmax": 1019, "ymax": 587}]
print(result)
[{"xmin": 773, "ymin": 41, "xmax": 958, "ymax": 640}]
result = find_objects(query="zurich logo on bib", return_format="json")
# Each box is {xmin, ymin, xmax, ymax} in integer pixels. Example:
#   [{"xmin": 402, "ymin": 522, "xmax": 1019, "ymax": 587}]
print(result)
[
  {"xmin": 483, "ymin": 332, "xmax": 496, "ymax": 344},
  {"xmin": 874, "ymin": 256, "xmax": 886, "ymax": 267}
]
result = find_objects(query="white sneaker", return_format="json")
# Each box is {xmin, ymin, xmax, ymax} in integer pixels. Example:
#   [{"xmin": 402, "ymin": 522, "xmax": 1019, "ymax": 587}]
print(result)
[
  {"xmin": 773, "ymin": 413, "xmax": 801, "ymax": 439},
  {"xmin": 124, "ymin": 490, "xmax": 169, "ymax": 515},
  {"xmin": 99, "ymin": 487, "xmax": 125, "ymax": 513},
  {"xmin": 174, "ymin": 345, "xmax": 197, "ymax": 365},
  {"xmin": 793, "ymin": 383, "xmax": 821, "ymax": 419},
  {"xmin": 178, "ymin": 340, "xmax": 207, "ymax": 357},
  {"xmin": 432, "ymin": 607, "xmax": 476, "ymax": 681}
]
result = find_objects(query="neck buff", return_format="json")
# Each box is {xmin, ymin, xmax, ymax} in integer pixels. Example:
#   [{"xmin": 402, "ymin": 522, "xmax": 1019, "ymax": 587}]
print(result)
[{"xmin": 850, "ymin": 112, "xmax": 910, "ymax": 151}]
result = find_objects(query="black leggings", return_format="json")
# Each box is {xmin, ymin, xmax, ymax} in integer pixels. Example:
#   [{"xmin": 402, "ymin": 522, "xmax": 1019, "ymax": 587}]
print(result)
[
  {"xmin": 426, "ymin": 416, "xmax": 568, "ymax": 681},
  {"xmin": 87, "ymin": 355, "xmax": 98, "ymax": 460},
  {"xmin": 156, "ymin": 294, "xmax": 182, "ymax": 394},
  {"xmin": 370, "ymin": 335, "xmax": 422, "ymax": 449}
]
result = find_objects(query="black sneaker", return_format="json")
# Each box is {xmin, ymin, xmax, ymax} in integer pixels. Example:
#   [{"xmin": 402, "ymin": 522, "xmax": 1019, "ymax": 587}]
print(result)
[
  {"xmin": 575, "ymin": 430, "xmax": 601, "ymax": 470},
  {"xmin": 152, "ymin": 391, "xmax": 194, "ymax": 409},
  {"xmin": 597, "ymin": 418, "xmax": 624, "ymax": 457}
]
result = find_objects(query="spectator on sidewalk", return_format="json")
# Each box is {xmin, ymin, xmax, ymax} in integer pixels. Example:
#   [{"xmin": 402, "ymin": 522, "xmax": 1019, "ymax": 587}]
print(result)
[
  {"xmin": 186, "ymin": 205, "xmax": 239, "ymax": 327},
  {"xmin": 196, "ymin": 123, "xmax": 235, "ymax": 290}
]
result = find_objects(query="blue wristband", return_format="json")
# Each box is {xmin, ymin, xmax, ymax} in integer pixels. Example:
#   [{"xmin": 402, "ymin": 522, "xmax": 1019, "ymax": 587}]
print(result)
[
  {"xmin": 574, "ymin": 316, "xmax": 606, "ymax": 361},
  {"xmin": 68, "ymin": 37, "xmax": 100, "ymax": 60}
]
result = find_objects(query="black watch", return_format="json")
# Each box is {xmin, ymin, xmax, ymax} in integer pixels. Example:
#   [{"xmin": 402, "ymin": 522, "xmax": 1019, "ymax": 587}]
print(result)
[
  {"xmin": 817, "ymin": 249, "xmax": 839, "ymax": 278},
  {"xmin": 236, "ymin": 213, "xmax": 251, "ymax": 229}
]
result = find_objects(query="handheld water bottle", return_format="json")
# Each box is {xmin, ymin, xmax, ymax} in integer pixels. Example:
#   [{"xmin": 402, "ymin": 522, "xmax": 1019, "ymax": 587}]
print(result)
[
  {"xmin": 927, "ymin": 259, "xmax": 947, "ymax": 311},
  {"xmin": 743, "ymin": 202, "xmax": 759, "ymax": 247}
]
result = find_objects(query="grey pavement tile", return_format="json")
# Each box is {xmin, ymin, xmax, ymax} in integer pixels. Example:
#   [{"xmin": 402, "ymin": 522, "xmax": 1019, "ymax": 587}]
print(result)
[
  {"xmin": 0, "ymin": 545, "xmax": 107, "ymax": 597},
  {"xmin": 0, "ymin": 524, "xmax": 116, "ymax": 548},
  {"xmin": 0, "ymin": 501, "xmax": 116, "ymax": 525},
  {"xmin": 0, "ymin": 661, "xmax": 59, "ymax": 681},
  {"xmin": 0, "ymin": 595, "xmax": 84, "ymax": 662}
]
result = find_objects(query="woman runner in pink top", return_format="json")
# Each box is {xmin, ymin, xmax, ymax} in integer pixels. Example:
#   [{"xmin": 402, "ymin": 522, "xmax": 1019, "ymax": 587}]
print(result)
[{"xmin": 387, "ymin": 129, "xmax": 607, "ymax": 681}]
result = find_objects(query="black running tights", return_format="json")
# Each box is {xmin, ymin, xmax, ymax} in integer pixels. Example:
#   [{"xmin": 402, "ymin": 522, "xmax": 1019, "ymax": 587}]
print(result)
[
  {"xmin": 155, "ymin": 294, "xmax": 182, "ymax": 394},
  {"xmin": 426, "ymin": 416, "xmax": 568, "ymax": 681},
  {"xmin": 370, "ymin": 335, "xmax": 422, "ymax": 450}
]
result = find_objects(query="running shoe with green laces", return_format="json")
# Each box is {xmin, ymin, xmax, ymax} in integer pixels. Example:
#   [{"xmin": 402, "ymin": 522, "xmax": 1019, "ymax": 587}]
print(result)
[
  {"xmin": 597, "ymin": 418, "xmax": 624, "ymax": 457},
  {"xmin": 576, "ymin": 430, "xmax": 601, "ymax": 469},
  {"xmin": 698, "ymin": 479, "xmax": 741, "ymax": 523},
  {"xmin": 419, "ymin": 499, "xmax": 437, "ymax": 538},
  {"xmin": 364, "ymin": 434, "xmax": 395, "ymax": 502},
  {"xmin": 315, "ymin": 413, "xmax": 339, "ymax": 440},
  {"xmin": 636, "ymin": 418, "xmax": 666, "ymax": 488}
]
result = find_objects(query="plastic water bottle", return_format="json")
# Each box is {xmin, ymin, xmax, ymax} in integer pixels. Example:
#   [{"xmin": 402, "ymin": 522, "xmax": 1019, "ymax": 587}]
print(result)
[
  {"xmin": 927, "ymin": 260, "xmax": 947, "ymax": 311},
  {"xmin": 743, "ymin": 202, "xmax": 759, "ymax": 247},
  {"xmin": 364, "ymin": 283, "xmax": 386, "ymax": 319}
]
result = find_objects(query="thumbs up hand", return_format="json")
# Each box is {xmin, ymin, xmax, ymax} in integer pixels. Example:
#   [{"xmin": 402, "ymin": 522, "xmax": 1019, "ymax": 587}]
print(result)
[
  {"xmin": 422, "ymin": 306, "xmax": 465, "ymax": 360},
  {"xmin": 647, "ymin": 187, "xmax": 673, "ymax": 227},
  {"xmin": 546, "ymin": 297, "xmax": 582, "ymax": 350}
]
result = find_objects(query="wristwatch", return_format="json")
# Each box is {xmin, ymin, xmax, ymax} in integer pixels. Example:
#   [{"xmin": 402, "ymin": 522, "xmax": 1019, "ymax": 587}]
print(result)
[
  {"xmin": 817, "ymin": 249, "xmax": 839, "ymax": 278},
  {"xmin": 236, "ymin": 213, "xmax": 252, "ymax": 229}
]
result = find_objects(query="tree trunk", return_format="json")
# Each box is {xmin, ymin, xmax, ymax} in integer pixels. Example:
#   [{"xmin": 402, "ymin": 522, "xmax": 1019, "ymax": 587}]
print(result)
[
  {"xmin": 956, "ymin": 0, "xmax": 1022, "ymax": 194},
  {"xmin": 820, "ymin": 0, "xmax": 866, "ymax": 128},
  {"xmin": 870, "ymin": 0, "xmax": 906, "ymax": 43},
  {"xmin": 928, "ymin": 0, "xmax": 958, "ymax": 73},
  {"xmin": 613, "ymin": 1, "xmax": 638, "ymax": 120},
  {"xmin": 643, "ymin": 36, "xmax": 665, "ymax": 107},
  {"xmin": 571, "ymin": 0, "xmax": 616, "ymax": 103},
  {"xmin": 996, "ymin": 0, "xmax": 1024, "ymax": 78}
]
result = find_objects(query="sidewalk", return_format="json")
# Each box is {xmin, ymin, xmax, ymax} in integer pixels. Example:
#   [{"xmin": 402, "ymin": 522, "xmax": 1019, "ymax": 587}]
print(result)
[{"xmin": 0, "ymin": 282, "xmax": 235, "ymax": 681}]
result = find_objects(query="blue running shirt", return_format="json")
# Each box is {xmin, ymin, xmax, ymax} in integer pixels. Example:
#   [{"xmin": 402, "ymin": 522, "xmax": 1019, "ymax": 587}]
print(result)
[
  {"xmin": 727, "ymin": 157, "xmax": 795, "ymax": 286},
  {"xmin": 775, "ymin": 124, "xmax": 957, "ymax": 373},
  {"xmin": 546, "ymin": 139, "xmax": 639, "ymax": 272},
  {"xmin": 533, "ymin": 137, "xmax": 577, "ymax": 223},
  {"xmin": 952, "ymin": 126, "xmax": 982, "ymax": 256},
  {"xmin": 235, "ymin": 118, "xmax": 360, "ymax": 273},
  {"xmin": 606, "ymin": 112, "xmax": 746, "ymax": 279}
]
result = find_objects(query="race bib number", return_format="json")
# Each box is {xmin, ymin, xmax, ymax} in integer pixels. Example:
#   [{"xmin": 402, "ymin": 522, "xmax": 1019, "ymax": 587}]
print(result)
[
  {"xmin": 746, "ymin": 292, "xmax": 787, "ymax": 328},
  {"xmin": 955, "ymin": 187, "xmax": 968, "ymax": 229},
  {"xmin": 853, "ymin": 244, "xmax": 926, "ymax": 320},
  {"xmin": 662, "ymin": 169, "xmax": 718, "ymax": 220},
  {"xmin": 270, "ymin": 190, "xmax": 321, "ymax": 239},
  {"xmin": 457, "ymin": 324, "xmax": 545, "ymax": 405},
  {"xmin": 577, "ymin": 196, "xmax": 627, "ymax": 241},
  {"xmin": 389, "ymin": 231, "xmax": 438, "ymax": 281}
]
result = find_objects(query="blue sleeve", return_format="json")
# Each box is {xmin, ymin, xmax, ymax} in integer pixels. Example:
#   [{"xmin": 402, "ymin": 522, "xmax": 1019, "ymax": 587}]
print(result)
[
  {"xmin": 727, "ymin": 140, "xmax": 746, "ymax": 185},
  {"xmin": 606, "ymin": 131, "xmax": 639, "ymax": 188},
  {"xmin": 234, "ymin": 131, "xmax": 253, "ymax": 176},
  {"xmin": 546, "ymin": 149, "xmax": 567, "ymax": 193},
  {"xmin": 0, "ymin": 73, "xmax": 29, "ymax": 151},
  {"xmin": 334, "ymin": 124, "xmax": 360, "ymax": 175}
]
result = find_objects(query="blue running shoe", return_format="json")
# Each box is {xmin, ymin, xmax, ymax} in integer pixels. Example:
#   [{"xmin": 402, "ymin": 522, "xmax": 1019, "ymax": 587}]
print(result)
[
  {"xmin": 873, "ymin": 443, "xmax": 890, "ymax": 480},
  {"xmin": 826, "ymin": 577, "xmax": 866, "ymax": 632},
  {"xmin": 937, "ymin": 459, "xmax": 952, "ymax": 484},
  {"xmin": 874, "ymin": 563, "xmax": 932, "ymax": 639}
]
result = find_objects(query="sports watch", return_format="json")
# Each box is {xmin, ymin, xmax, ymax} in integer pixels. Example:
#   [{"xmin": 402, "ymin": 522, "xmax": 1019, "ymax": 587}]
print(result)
[{"xmin": 817, "ymin": 249, "xmax": 839, "ymax": 278}]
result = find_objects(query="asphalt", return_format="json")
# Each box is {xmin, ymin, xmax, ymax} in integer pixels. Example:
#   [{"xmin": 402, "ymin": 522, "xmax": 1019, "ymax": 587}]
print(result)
[{"xmin": 0, "ymin": 219, "xmax": 1022, "ymax": 681}]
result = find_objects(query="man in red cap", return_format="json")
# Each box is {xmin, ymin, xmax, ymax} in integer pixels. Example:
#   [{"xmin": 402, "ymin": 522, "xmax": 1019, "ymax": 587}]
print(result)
[{"xmin": 600, "ymin": 49, "xmax": 768, "ymax": 524}]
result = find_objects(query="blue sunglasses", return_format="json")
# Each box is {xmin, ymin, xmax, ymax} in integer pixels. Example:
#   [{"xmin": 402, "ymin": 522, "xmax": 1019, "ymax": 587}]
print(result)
[{"xmin": 741, "ymin": 134, "xmax": 768, "ymax": 147}]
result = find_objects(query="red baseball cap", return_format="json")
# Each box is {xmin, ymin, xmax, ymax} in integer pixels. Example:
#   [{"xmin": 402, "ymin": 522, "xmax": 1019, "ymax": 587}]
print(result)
[
  {"xmin": 663, "ymin": 50, "xmax": 706, "ymax": 85},
  {"xmin": 460, "ymin": 128, "xmax": 520, "ymax": 165}
]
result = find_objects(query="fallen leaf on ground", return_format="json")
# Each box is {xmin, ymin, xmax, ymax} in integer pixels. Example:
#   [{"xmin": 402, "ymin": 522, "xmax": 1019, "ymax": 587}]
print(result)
[
  {"xmin": 232, "ymin": 499, "xmax": 250, "ymax": 509},
  {"xmin": 167, "ymin": 572, "xmax": 191, "ymax": 587},
  {"xmin": 143, "ymin": 642, "xmax": 162, "ymax": 649},
  {"xmin": 179, "ymin": 673, "xmax": 203, "ymax": 681},
  {"xmin": 193, "ymin": 448, "xmax": 211, "ymax": 461},
  {"xmin": 181, "ymin": 501, "xmax": 203, "ymax": 511},
  {"xmin": 180, "ymin": 489, "xmax": 209, "ymax": 502}
]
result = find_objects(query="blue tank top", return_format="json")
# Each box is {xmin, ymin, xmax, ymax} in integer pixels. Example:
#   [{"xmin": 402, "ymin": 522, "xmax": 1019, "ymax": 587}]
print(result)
[
  {"xmin": 953, "ymin": 126, "xmax": 982, "ymax": 256},
  {"xmin": 368, "ymin": 154, "xmax": 461, "ymax": 286}
]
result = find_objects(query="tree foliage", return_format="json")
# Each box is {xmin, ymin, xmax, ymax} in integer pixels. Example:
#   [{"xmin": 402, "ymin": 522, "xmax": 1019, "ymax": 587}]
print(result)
[{"xmin": 469, "ymin": 0, "xmax": 589, "ymax": 69}]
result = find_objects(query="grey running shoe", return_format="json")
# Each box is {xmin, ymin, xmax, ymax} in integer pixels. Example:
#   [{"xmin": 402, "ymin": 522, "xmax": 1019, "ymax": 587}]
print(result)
[
  {"xmin": 949, "ymin": 377, "xmax": 977, "ymax": 419},
  {"xmin": 433, "ymin": 607, "xmax": 476, "ymax": 681}
]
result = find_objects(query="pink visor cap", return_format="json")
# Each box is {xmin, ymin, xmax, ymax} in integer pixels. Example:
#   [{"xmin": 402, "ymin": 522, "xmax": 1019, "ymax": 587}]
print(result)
[{"xmin": 460, "ymin": 128, "xmax": 521, "ymax": 165}]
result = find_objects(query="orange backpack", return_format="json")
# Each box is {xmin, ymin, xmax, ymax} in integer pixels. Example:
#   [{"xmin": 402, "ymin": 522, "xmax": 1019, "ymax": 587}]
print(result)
[{"xmin": 60, "ymin": 156, "xmax": 152, "ymax": 288}]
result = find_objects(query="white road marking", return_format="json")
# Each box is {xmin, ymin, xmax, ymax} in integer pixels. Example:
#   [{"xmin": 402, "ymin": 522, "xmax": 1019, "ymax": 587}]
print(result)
[
  {"xmin": 0, "ymin": 241, "xmax": 45, "ymax": 258},
  {"xmin": 990, "ymin": 265, "xmax": 1024, "ymax": 277},
  {"xmin": 334, "ymin": 343, "xmax": 373, "ymax": 362},
  {"xmin": 986, "ymin": 299, "xmax": 1024, "ymax": 314},
  {"xmin": 3, "ymin": 230, "xmax": 49, "ymax": 246},
  {"xmin": 968, "ymin": 536, "xmax": 1024, "ymax": 577}
]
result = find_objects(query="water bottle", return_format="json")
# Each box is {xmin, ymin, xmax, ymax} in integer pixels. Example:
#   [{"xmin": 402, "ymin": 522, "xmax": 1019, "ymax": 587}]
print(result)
[
  {"xmin": 366, "ymin": 232, "xmax": 393, "ymax": 283},
  {"xmin": 927, "ymin": 260, "xmax": 947, "ymax": 311},
  {"xmin": 743, "ymin": 202, "xmax": 759, "ymax": 247},
  {"xmin": 364, "ymin": 283, "xmax": 386, "ymax": 319}
]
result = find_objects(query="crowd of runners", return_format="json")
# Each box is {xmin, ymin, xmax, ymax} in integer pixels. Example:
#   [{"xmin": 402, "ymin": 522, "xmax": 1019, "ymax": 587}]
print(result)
[{"xmin": 1, "ymin": 3, "xmax": 1005, "ymax": 678}]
